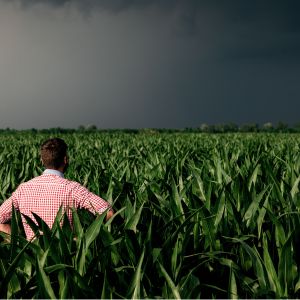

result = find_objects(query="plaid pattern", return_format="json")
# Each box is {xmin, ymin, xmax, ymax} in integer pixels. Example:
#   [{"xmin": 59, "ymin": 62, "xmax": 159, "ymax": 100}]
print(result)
[{"xmin": 0, "ymin": 174, "xmax": 111, "ymax": 240}]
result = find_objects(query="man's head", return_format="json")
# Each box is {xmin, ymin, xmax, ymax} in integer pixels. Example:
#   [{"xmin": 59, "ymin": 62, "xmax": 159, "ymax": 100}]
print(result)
[{"xmin": 40, "ymin": 138, "xmax": 68, "ymax": 171}]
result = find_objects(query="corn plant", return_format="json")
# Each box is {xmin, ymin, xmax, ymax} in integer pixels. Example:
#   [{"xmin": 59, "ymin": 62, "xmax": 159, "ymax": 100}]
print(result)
[{"xmin": 1, "ymin": 132, "xmax": 300, "ymax": 298}]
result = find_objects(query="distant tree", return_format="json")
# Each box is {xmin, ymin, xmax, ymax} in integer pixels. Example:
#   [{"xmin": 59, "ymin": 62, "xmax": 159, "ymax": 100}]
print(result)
[
  {"xmin": 213, "ymin": 124, "xmax": 225, "ymax": 133},
  {"xmin": 206, "ymin": 125, "xmax": 216, "ymax": 133},
  {"xmin": 78, "ymin": 124, "xmax": 98, "ymax": 132},
  {"xmin": 224, "ymin": 123, "xmax": 238, "ymax": 132},
  {"xmin": 293, "ymin": 122, "xmax": 300, "ymax": 132},
  {"xmin": 86, "ymin": 124, "xmax": 97, "ymax": 131},
  {"xmin": 239, "ymin": 123, "xmax": 259, "ymax": 132},
  {"xmin": 262, "ymin": 122, "xmax": 274, "ymax": 132},
  {"xmin": 139, "ymin": 128, "xmax": 159, "ymax": 134},
  {"xmin": 184, "ymin": 127, "xmax": 194, "ymax": 133},
  {"xmin": 30, "ymin": 128, "xmax": 38, "ymax": 134},
  {"xmin": 276, "ymin": 121, "xmax": 288, "ymax": 133},
  {"xmin": 199, "ymin": 123, "xmax": 238, "ymax": 133},
  {"xmin": 199, "ymin": 123, "xmax": 210, "ymax": 132}
]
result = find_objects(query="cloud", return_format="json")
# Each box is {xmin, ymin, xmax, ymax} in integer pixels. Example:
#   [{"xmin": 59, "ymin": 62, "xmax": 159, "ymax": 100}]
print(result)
[
  {"xmin": 0, "ymin": 0, "xmax": 300, "ymax": 129},
  {"xmin": 1, "ymin": 0, "xmax": 208, "ymax": 35},
  {"xmin": 4, "ymin": 0, "xmax": 176, "ymax": 13}
]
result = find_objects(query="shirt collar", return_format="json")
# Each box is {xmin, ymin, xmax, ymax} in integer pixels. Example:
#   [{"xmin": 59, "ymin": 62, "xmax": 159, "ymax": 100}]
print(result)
[{"xmin": 43, "ymin": 169, "xmax": 64, "ymax": 178}]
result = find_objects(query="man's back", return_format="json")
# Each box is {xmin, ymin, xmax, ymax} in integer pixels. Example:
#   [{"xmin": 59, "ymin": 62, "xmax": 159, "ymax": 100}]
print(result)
[
  {"xmin": 0, "ymin": 172, "xmax": 111, "ymax": 240},
  {"xmin": 0, "ymin": 137, "xmax": 113, "ymax": 240}
]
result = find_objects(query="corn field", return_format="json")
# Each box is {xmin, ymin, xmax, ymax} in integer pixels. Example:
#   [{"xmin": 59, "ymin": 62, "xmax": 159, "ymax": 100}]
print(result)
[{"xmin": 1, "ymin": 132, "xmax": 300, "ymax": 298}]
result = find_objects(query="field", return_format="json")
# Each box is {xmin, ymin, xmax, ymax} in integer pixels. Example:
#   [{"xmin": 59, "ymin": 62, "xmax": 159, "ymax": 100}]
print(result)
[{"xmin": 1, "ymin": 132, "xmax": 300, "ymax": 298}]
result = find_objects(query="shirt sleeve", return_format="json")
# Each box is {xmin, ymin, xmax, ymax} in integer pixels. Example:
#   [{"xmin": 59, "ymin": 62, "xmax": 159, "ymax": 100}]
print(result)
[
  {"xmin": 72, "ymin": 183, "xmax": 111, "ymax": 214},
  {"xmin": 0, "ymin": 188, "xmax": 20, "ymax": 223}
]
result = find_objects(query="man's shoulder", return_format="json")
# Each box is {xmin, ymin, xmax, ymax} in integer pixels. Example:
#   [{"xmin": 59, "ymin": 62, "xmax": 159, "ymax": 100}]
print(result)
[{"xmin": 19, "ymin": 174, "xmax": 80, "ymax": 189}]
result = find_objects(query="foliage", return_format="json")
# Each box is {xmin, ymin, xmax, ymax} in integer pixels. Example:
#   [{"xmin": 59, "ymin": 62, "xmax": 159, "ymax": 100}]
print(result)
[{"xmin": 1, "ymin": 132, "xmax": 300, "ymax": 298}]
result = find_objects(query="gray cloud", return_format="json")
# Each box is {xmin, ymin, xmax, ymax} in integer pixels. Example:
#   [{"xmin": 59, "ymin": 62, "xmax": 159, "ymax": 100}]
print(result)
[
  {"xmin": 0, "ymin": 0, "xmax": 299, "ymax": 129},
  {"xmin": 3, "ymin": 0, "xmax": 180, "ymax": 16}
]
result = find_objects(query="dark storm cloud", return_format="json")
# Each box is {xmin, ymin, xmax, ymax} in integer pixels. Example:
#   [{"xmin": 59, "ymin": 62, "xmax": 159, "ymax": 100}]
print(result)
[
  {"xmin": 10, "ymin": 0, "xmax": 206, "ymax": 36},
  {"xmin": 8, "ymin": 0, "xmax": 300, "ymax": 53},
  {"xmin": 224, "ymin": 37, "xmax": 300, "ymax": 62},
  {"xmin": 81, "ymin": 0, "xmax": 300, "ymax": 65},
  {"xmin": 11, "ymin": 0, "xmax": 300, "ymax": 29},
  {"xmin": 0, "ymin": 0, "xmax": 300, "ymax": 129},
  {"xmin": 10, "ymin": 0, "xmax": 176, "ymax": 12},
  {"xmin": 209, "ymin": 1, "xmax": 300, "ymax": 62}
]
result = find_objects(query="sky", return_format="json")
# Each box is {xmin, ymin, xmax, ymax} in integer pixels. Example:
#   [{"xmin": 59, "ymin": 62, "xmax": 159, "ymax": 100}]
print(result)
[{"xmin": 0, "ymin": 0, "xmax": 300, "ymax": 129}]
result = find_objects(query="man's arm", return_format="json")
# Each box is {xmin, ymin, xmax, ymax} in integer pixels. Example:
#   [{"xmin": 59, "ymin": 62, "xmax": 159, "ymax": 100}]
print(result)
[
  {"xmin": 106, "ymin": 208, "xmax": 114, "ymax": 221},
  {"xmin": 0, "ymin": 224, "xmax": 11, "ymax": 235},
  {"xmin": 72, "ymin": 183, "xmax": 114, "ymax": 219},
  {"xmin": 0, "ymin": 188, "xmax": 20, "ymax": 235},
  {"xmin": 0, "ymin": 198, "xmax": 14, "ymax": 235}
]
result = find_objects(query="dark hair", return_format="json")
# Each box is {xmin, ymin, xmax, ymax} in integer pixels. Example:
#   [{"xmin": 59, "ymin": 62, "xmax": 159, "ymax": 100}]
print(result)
[{"xmin": 40, "ymin": 138, "xmax": 68, "ymax": 169}]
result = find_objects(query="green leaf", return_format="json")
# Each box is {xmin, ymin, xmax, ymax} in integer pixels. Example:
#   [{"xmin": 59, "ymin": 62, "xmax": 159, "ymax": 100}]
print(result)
[
  {"xmin": 36, "ymin": 256, "xmax": 56, "ymax": 299},
  {"xmin": 84, "ymin": 211, "xmax": 106, "ymax": 250},
  {"xmin": 262, "ymin": 233, "xmax": 282, "ymax": 296},
  {"xmin": 248, "ymin": 163, "xmax": 261, "ymax": 191},
  {"xmin": 127, "ymin": 247, "xmax": 145, "ymax": 299},
  {"xmin": 0, "ymin": 239, "xmax": 32, "ymax": 298},
  {"xmin": 72, "ymin": 208, "xmax": 83, "ymax": 239},
  {"xmin": 229, "ymin": 264, "xmax": 238, "ymax": 299},
  {"xmin": 243, "ymin": 186, "xmax": 269, "ymax": 228},
  {"xmin": 50, "ymin": 205, "xmax": 64, "ymax": 234},
  {"xmin": 158, "ymin": 262, "xmax": 181, "ymax": 300},
  {"xmin": 9, "ymin": 206, "xmax": 19, "ymax": 262},
  {"xmin": 257, "ymin": 192, "xmax": 270, "ymax": 239},
  {"xmin": 278, "ymin": 233, "xmax": 294, "ymax": 297},
  {"xmin": 230, "ymin": 237, "xmax": 267, "ymax": 290},
  {"xmin": 171, "ymin": 235, "xmax": 182, "ymax": 281},
  {"xmin": 214, "ymin": 191, "xmax": 225, "ymax": 227},
  {"xmin": 58, "ymin": 270, "xmax": 69, "ymax": 299},
  {"xmin": 291, "ymin": 175, "xmax": 300, "ymax": 201},
  {"xmin": 171, "ymin": 177, "xmax": 185, "ymax": 223},
  {"xmin": 125, "ymin": 202, "xmax": 144, "ymax": 232},
  {"xmin": 75, "ymin": 236, "xmax": 86, "ymax": 276},
  {"xmin": 44, "ymin": 264, "xmax": 72, "ymax": 273},
  {"xmin": 101, "ymin": 271, "xmax": 111, "ymax": 299}
]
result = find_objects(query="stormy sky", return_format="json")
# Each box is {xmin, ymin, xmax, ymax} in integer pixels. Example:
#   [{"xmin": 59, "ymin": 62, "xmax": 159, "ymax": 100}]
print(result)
[{"xmin": 0, "ymin": 0, "xmax": 299, "ymax": 129}]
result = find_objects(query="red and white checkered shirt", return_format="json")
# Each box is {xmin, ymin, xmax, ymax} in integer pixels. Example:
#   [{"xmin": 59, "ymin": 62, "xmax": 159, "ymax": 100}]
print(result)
[{"xmin": 0, "ymin": 171, "xmax": 111, "ymax": 240}]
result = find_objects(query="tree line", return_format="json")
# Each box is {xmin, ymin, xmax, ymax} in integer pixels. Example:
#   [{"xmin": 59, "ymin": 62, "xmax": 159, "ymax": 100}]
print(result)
[
  {"xmin": 187, "ymin": 121, "xmax": 296, "ymax": 133},
  {"xmin": 0, "ymin": 121, "xmax": 299, "ymax": 134}
]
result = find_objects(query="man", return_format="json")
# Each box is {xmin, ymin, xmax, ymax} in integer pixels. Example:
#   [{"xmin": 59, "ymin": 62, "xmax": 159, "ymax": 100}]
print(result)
[{"xmin": 0, "ymin": 138, "xmax": 113, "ymax": 240}]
